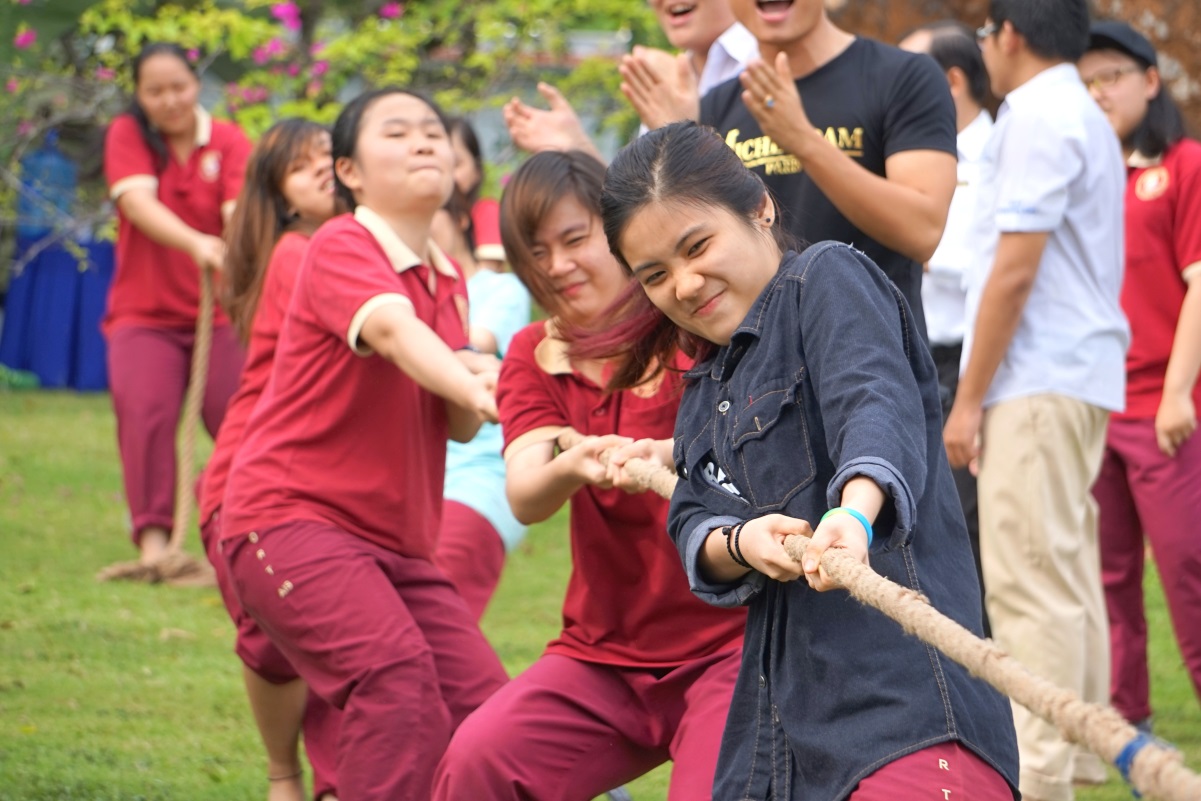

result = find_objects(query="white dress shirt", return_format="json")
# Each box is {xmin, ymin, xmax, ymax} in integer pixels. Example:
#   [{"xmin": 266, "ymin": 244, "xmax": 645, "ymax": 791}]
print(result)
[
  {"xmin": 697, "ymin": 22, "xmax": 759, "ymax": 97},
  {"xmin": 923, "ymin": 109, "xmax": 993, "ymax": 345},
  {"xmin": 962, "ymin": 63, "xmax": 1129, "ymax": 411}
]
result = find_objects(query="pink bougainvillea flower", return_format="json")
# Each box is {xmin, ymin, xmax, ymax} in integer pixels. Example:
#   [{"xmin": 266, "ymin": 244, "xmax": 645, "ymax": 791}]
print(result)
[
  {"xmin": 187, "ymin": 48, "xmax": 200, "ymax": 62},
  {"xmin": 17, "ymin": 120, "xmax": 35, "ymax": 136},
  {"xmin": 5, "ymin": 78, "xmax": 19, "ymax": 93},
  {"xmin": 253, "ymin": 38, "xmax": 286, "ymax": 64},
  {"xmin": 379, "ymin": 2, "xmax": 403, "ymax": 19},
  {"xmin": 312, "ymin": 60, "xmax": 329, "ymax": 76},
  {"xmin": 14, "ymin": 28, "xmax": 36, "ymax": 50},
  {"xmin": 271, "ymin": 2, "xmax": 303, "ymax": 32},
  {"xmin": 309, "ymin": 41, "xmax": 326, "ymax": 56},
  {"xmin": 95, "ymin": 66, "xmax": 116, "ymax": 80},
  {"xmin": 286, "ymin": 63, "xmax": 300, "ymax": 77}
]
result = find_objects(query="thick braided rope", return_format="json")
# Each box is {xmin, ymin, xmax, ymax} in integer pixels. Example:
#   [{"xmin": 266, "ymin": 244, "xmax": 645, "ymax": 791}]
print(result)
[
  {"xmin": 168, "ymin": 267, "xmax": 213, "ymax": 551},
  {"xmin": 556, "ymin": 428, "xmax": 1201, "ymax": 801}
]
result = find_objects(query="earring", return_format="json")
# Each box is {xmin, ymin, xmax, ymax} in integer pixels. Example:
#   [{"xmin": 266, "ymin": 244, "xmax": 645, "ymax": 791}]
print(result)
[{"xmin": 765, "ymin": 217, "xmax": 773, "ymax": 224}]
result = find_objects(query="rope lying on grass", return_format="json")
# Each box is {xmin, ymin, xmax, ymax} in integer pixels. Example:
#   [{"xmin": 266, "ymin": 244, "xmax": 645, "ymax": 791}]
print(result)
[
  {"xmin": 556, "ymin": 428, "xmax": 1201, "ymax": 801},
  {"xmin": 97, "ymin": 269, "xmax": 217, "ymax": 587}
]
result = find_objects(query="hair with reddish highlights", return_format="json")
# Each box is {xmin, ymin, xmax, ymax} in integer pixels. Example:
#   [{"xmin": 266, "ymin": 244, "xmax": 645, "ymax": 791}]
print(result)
[
  {"xmin": 499, "ymin": 149, "xmax": 608, "ymax": 317},
  {"xmin": 222, "ymin": 118, "xmax": 334, "ymax": 343},
  {"xmin": 588, "ymin": 121, "xmax": 791, "ymax": 391}
]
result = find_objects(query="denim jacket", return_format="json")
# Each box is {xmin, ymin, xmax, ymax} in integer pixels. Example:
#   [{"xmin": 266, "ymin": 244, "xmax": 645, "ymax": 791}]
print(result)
[{"xmin": 669, "ymin": 243, "xmax": 1019, "ymax": 801}]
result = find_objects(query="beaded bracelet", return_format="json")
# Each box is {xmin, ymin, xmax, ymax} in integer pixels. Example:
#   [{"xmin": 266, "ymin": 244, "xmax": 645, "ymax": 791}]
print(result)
[
  {"xmin": 722, "ymin": 522, "xmax": 752, "ymax": 569},
  {"xmin": 722, "ymin": 524, "xmax": 737, "ymax": 566},
  {"xmin": 731, "ymin": 520, "xmax": 752, "ymax": 568},
  {"xmin": 820, "ymin": 506, "xmax": 874, "ymax": 547}
]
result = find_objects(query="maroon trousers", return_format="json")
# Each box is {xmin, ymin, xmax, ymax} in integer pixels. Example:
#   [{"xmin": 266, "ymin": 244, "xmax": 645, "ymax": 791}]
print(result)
[
  {"xmin": 225, "ymin": 519, "xmax": 509, "ymax": 801},
  {"xmin": 203, "ymin": 513, "xmax": 341, "ymax": 796},
  {"xmin": 433, "ymin": 649, "xmax": 741, "ymax": 801},
  {"xmin": 106, "ymin": 324, "xmax": 243, "ymax": 544},
  {"xmin": 1093, "ymin": 417, "xmax": 1201, "ymax": 721},
  {"xmin": 435, "ymin": 500, "xmax": 506, "ymax": 622}
]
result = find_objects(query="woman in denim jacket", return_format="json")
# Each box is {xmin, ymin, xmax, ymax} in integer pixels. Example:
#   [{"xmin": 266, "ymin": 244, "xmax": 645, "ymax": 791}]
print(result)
[{"xmin": 597, "ymin": 122, "xmax": 1020, "ymax": 801}]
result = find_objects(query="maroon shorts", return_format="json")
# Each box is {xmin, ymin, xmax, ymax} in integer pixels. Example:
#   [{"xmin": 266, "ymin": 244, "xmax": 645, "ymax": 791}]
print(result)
[{"xmin": 851, "ymin": 741, "xmax": 1015, "ymax": 800}]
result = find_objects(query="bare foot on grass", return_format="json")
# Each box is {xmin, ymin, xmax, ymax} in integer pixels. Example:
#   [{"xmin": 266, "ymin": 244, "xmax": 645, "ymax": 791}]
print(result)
[{"xmin": 138, "ymin": 527, "xmax": 169, "ymax": 565}]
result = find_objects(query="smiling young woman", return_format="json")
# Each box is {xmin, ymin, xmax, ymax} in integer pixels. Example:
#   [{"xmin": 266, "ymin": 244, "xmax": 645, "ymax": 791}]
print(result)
[
  {"xmin": 103, "ymin": 42, "xmax": 252, "ymax": 566},
  {"xmin": 431, "ymin": 149, "xmax": 747, "ymax": 801},
  {"xmin": 595, "ymin": 121, "xmax": 1020, "ymax": 801}
]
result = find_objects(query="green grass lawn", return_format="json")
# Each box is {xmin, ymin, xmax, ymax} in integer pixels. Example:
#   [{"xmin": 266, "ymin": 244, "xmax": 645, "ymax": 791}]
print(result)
[{"xmin": 1, "ymin": 391, "xmax": 1198, "ymax": 800}]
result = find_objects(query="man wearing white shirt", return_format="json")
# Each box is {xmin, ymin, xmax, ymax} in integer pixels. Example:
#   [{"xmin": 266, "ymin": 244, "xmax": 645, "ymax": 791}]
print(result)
[
  {"xmin": 503, "ymin": 0, "xmax": 756, "ymax": 157},
  {"xmin": 899, "ymin": 20, "xmax": 994, "ymax": 635},
  {"xmin": 946, "ymin": 2, "xmax": 1129, "ymax": 800}
]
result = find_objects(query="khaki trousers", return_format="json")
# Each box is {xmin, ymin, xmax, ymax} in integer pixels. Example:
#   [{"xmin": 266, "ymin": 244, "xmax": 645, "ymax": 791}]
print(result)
[{"xmin": 978, "ymin": 394, "xmax": 1110, "ymax": 801}]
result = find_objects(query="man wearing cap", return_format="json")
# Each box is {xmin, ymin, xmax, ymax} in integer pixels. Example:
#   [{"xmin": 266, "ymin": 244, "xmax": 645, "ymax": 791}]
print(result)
[
  {"xmin": 945, "ymin": 1, "xmax": 1130, "ymax": 799},
  {"xmin": 1080, "ymin": 20, "xmax": 1201, "ymax": 731}
]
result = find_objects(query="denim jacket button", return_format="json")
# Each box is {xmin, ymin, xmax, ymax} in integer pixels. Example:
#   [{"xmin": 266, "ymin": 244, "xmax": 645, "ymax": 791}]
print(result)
[
  {"xmin": 718, "ymin": 400, "xmax": 731, "ymax": 413},
  {"xmin": 758, "ymin": 674, "xmax": 766, "ymax": 688}
]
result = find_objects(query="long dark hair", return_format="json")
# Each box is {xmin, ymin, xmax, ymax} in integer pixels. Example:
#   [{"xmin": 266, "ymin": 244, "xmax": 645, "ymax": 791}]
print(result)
[
  {"xmin": 448, "ymin": 116, "xmax": 484, "ymax": 252},
  {"xmin": 499, "ymin": 149, "xmax": 608, "ymax": 318},
  {"xmin": 331, "ymin": 87, "xmax": 448, "ymax": 211},
  {"xmin": 128, "ymin": 42, "xmax": 197, "ymax": 172},
  {"xmin": 589, "ymin": 121, "xmax": 791, "ymax": 390},
  {"xmin": 223, "ymin": 119, "xmax": 333, "ymax": 342},
  {"xmin": 1128, "ymin": 67, "xmax": 1188, "ymax": 159}
]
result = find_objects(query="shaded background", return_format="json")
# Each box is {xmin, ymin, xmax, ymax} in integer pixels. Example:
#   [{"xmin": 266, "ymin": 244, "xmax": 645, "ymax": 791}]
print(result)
[{"xmin": 830, "ymin": 0, "xmax": 1201, "ymax": 132}]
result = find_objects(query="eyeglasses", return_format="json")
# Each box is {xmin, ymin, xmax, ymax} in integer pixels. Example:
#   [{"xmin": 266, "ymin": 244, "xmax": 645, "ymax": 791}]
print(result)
[
  {"xmin": 975, "ymin": 22, "xmax": 997, "ymax": 41},
  {"xmin": 1081, "ymin": 65, "xmax": 1142, "ymax": 93}
]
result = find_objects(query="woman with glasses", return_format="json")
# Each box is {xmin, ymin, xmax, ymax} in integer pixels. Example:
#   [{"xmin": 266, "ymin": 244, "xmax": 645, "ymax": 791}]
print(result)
[{"xmin": 1079, "ymin": 20, "xmax": 1201, "ymax": 728}]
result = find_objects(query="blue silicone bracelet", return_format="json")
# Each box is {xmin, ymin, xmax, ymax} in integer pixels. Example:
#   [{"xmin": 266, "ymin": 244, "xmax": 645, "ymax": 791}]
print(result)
[{"xmin": 820, "ymin": 506, "xmax": 874, "ymax": 547}]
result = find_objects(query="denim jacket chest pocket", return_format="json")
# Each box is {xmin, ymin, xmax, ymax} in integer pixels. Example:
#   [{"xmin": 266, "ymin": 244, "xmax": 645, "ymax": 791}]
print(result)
[{"xmin": 728, "ymin": 372, "xmax": 817, "ymax": 510}]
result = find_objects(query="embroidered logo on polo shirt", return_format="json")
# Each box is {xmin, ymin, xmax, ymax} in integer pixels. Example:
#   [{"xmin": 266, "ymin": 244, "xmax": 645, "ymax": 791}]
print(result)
[
  {"xmin": 1135, "ymin": 166, "xmax": 1169, "ymax": 201},
  {"xmin": 199, "ymin": 151, "xmax": 223, "ymax": 183}
]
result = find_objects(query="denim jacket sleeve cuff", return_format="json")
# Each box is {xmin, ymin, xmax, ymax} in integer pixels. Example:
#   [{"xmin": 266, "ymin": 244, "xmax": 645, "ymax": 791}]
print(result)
[
  {"xmin": 826, "ymin": 456, "xmax": 916, "ymax": 551},
  {"xmin": 683, "ymin": 514, "xmax": 766, "ymax": 607}
]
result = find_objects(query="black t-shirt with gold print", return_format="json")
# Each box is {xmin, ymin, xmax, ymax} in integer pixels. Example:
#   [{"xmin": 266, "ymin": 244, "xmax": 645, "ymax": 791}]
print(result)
[{"xmin": 701, "ymin": 37, "xmax": 956, "ymax": 338}]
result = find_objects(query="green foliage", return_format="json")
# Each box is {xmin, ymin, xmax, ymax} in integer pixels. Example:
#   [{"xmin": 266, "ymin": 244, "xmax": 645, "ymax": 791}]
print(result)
[{"xmin": 0, "ymin": 0, "xmax": 661, "ymax": 254}]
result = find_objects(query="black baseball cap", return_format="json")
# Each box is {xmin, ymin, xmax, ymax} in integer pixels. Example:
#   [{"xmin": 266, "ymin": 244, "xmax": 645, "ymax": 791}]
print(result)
[{"xmin": 1088, "ymin": 20, "xmax": 1158, "ymax": 68}]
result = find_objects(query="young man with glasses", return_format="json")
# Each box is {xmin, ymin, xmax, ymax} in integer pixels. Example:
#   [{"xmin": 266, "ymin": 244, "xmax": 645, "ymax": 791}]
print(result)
[{"xmin": 945, "ymin": 2, "xmax": 1129, "ymax": 800}]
